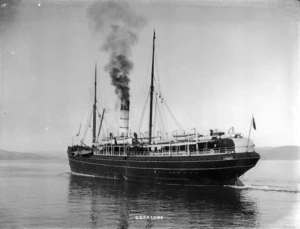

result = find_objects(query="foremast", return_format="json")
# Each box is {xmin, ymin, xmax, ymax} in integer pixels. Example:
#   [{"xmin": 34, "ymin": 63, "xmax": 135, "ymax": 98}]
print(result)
[
  {"xmin": 149, "ymin": 31, "xmax": 155, "ymax": 144},
  {"xmin": 93, "ymin": 63, "xmax": 97, "ymax": 143}
]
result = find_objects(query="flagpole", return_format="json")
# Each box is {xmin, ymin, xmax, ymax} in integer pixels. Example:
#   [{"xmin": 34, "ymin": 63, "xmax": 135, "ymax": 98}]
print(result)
[{"xmin": 246, "ymin": 115, "xmax": 253, "ymax": 152}]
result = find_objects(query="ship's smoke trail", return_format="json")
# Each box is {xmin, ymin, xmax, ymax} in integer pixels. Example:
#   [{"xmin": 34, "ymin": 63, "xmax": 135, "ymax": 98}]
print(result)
[
  {"xmin": 87, "ymin": 0, "xmax": 146, "ymax": 105},
  {"xmin": 105, "ymin": 54, "xmax": 132, "ymax": 102}
]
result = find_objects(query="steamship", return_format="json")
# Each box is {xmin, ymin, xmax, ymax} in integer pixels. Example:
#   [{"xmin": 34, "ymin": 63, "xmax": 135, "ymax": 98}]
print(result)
[{"xmin": 67, "ymin": 32, "xmax": 260, "ymax": 186}]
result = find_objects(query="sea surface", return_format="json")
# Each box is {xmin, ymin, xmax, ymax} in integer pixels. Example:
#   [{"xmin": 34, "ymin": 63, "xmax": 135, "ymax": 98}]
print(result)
[{"xmin": 0, "ymin": 159, "xmax": 299, "ymax": 228}]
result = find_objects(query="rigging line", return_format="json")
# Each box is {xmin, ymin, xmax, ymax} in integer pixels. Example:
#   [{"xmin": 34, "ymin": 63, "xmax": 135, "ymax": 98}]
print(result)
[
  {"xmin": 82, "ymin": 108, "xmax": 93, "ymax": 143},
  {"xmin": 153, "ymin": 93, "xmax": 159, "ymax": 136},
  {"xmin": 76, "ymin": 86, "xmax": 93, "ymax": 136},
  {"xmin": 163, "ymin": 99, "xmax": 184, "ymax": 133},
  {"xmin": 96, "ymin": 71, "xmax": 107, "ymax": 111},
  {"xmin": 161, "ymin": 94, "xmax": 170, "ymax": 134},
  {"xmin": 156, "ymin": 36, "xmax": 205, "ymax": 132},
  {"xmin": 155, "ymin": 92, "xmax": 165, "ymax": 135},
  {"xmin": 160, "ymin": 99, "xmax": 168, "ymax": 135},
  {"xmin": 138, "ymin": 90, "xmax": 150, "ymax": 133},
  {"xmin": 155, "ymin": 37, "xmax": 174, "ymax": 91},
  {"xmin": 80, "ymin": 70, "xmax": 94, "ymax": 136},
  {"xmin": 104, "ymin": 119, "xmax": 117, "ymax": 133},
  {"xmin": 76, "ymin": 124, "xmax": 81, "ymax": 137},
  {"xmin": 157, "ymin": 39, "xmax": 206, "ymax": 132},
  {"xmin": 133, "ymin": 56, "xmax": 152, "ymax": 132},
  {"xmin": 96, "ymin": 99, "xmax": 106, "ymax": 112},
  {"xmin": 158, "ymin": 95, "xmax": 169, "ymax": 135},
  {"xmin": 153, "ymin": 44, "xmax": 170, "ymax": 134},
  {"xmin": 154, "ymin": 51, "xmax": 161, "ymax": 92},
  {"xmin": 156, "ymin": 51, "xmax": 164, "ymax": 95},
  {"xmin": 175, "ymin": 94, "xmax": 205, "ymax": 132},
  {"xmin": 104, "ymin": 114, "xmax": 118, "ymax": 133},
  {"xmin": 156, "ymin": 98, "xmax": 162, "ymax": 135},
  {"xmin": 136, "ymin": 40, "xmax": 154, "ymax": 118},
  {"xmin": 160, "ymin": 97, "xmax": 178, "ymax": 132},
  {"xmin": 157, "ymin": 99, "xmax": 165, "ymax": 136},
  {"xmin": 102, "ymin": 118, "xmax": 110, "ymax": 140},
  {"xmin": 81, "ymin": 105, "xmax": 91, "ymax": 140},
  {"xmin": 156, "ymin": 38, "xmax": 187, "ymax": 133}
]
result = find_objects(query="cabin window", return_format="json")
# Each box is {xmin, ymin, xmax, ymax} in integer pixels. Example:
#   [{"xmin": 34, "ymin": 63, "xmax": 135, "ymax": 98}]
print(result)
[
  {"xmin": 207, "ymin": 142, "xmax": 215, "ymax": 149},
  {"xmin": 197, "ymin": 143, "xmax": 206, "ymax": 150},
  {"xmin": 179, "ymin": 145, "xmax": 186, "ymax": 151},
  {"xmin": 189, "ymin": 144, "xmax": 196, "ymax": 152}
]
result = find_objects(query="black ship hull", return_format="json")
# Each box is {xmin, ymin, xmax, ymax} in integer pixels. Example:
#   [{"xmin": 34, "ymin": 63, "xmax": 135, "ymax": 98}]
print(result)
[{"xmin": 67, "ymin": 152, "xmax": 260, "ymax": 185}]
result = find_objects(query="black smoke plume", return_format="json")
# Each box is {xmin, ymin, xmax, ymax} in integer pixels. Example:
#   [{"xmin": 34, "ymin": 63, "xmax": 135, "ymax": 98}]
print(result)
[
  {"xmin": 105, "ymin": 54, "xmax": 132, "ymax": 101},
  {"xmin": 87, "ymin": 0, "xmax": 146, "ymax": 103}
]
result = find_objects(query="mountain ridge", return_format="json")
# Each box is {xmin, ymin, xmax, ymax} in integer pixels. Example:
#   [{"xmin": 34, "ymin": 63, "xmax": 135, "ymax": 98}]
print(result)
[
  {"xmin": 256, "ymin": 145, "xmax": 300, "ymax": 160},
  {"xmin": 0, "ymin": 149, "xmax": 66, "ymax": 160}
]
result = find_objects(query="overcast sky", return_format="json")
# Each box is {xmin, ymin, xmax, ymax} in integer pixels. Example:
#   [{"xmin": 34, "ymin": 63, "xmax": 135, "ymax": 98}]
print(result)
[{"xmin": 0, "ymin": 0, "xmax": 300, "ymax": 152}]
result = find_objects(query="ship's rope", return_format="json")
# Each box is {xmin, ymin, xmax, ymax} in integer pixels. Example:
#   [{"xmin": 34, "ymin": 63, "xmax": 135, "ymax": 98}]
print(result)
[
  {"xmin": 74, "ymin": 73, "xmax": 97, "ymax": 144},
  {"xmin": 163, "ymin": 100, "xmax": 184, "ymax": 133},
  {"xmin": 81, "ymin": 106, "xmax": 93, "ymax": 143},
  {"xmin": 153, "ymin": 49, "xmax": 172, "ymax": 137},
  {"xmin": 157, "ymin": 95, "xmax": 168, "ymax": 137},
  {"xmin": 153, "ymin": 92, "xmax": 158, "ymax": 136},
  {"xmin": 133, "ymin": 44, "xmax": 153, "ymax": 133},
  {"xmin": 161, "ymin": 97, "xmax": 170, "ymax": 135},
  {"xmin": 155, "ymin": 39, "xmax": 185, "ymax": 134},
  {"xmin": 75, "ymin": 87, "xmax": 93, "ymax": 140},
  {"xmin": 155, "ymin": 34, "xmax": 208, "ymax": 134},
  {"xmin": 137, "ymin": 91, "xmax": 150, "ymax": 133}
]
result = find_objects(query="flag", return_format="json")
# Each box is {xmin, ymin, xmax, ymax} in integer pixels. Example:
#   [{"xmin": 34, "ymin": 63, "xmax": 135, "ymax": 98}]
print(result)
[{"xmin": 252, "ymin": 116, "xmax": 256, "ymax": 130}]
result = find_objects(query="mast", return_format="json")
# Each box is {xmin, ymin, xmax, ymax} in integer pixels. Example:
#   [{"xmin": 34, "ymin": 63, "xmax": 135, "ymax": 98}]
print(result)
[
  {"xmin": 93, "ymin": 63, "xmax": 97, "ymax": 143},
  {"xmin": 149, "ymin": 30, "xmax": 155, "ymax": 144},
  {"xmin": 97, "ymin": 109, "xmax": 105, "ymax": 142}
]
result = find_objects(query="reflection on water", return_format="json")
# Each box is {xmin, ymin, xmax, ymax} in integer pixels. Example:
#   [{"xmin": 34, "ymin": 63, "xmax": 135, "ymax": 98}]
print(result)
[
  {"xmin": 1, "ymin": 161, "xmax": 298, "ymax": 228},
  {"xmin": 68, "ymin": 174, "xmax": 259, "ymax": 228}
]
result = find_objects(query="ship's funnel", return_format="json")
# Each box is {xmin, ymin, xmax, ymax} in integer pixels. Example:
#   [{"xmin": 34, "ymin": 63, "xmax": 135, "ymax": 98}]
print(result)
[{"xmin": 119, "ymin": 100, "xmax": 130, "ymax": 137}]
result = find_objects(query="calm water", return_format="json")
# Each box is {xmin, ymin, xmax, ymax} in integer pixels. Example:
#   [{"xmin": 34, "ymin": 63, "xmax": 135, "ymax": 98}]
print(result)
[{"xmin": 0, "ymin": 159, "xmax": 299, "ymax": 228}]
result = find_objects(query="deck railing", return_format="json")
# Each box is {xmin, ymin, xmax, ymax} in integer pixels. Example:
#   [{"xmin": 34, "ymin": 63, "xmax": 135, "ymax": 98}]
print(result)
[{"xmin": 93, "ymin": 146, "xmax": 237, "ymax": 157}]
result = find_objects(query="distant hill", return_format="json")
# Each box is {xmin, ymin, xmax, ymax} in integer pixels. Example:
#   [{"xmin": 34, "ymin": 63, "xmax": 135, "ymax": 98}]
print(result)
[
  {"xmin": 0, "ymin": 149, "xmax": 48, "ymax": 160},
  {"xmin": 0, "ymin": 149, "xmax": 66, "ymax": 160},
  {"xmin": 31, "ymin": 150, "xmax": 67, "ymax": 160},
  {"xmin": 256, "ymin": 146, "xmax": 300, "ymax": 160}
]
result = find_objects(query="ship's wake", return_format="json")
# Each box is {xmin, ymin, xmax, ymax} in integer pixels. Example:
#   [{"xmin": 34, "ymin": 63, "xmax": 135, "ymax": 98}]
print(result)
[{"xmin": 225, "ymin": 184, "xmax": 300, "ymax": 194}]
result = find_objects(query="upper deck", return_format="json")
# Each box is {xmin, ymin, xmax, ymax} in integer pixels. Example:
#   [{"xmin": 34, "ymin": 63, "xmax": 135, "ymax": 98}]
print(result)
[{"xmin": 88, "ymin": 137, "xmax": 255, "ymax": 157}]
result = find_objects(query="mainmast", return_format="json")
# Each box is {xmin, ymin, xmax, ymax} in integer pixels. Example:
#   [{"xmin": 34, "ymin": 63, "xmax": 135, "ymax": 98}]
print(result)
[
  {"xmin": 149, "ymin": 31, "xmax": 155, "ymax": 144},
  {"xmin": 93, "ymin": 63, "xmax": 97, "ymax": 143}
]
